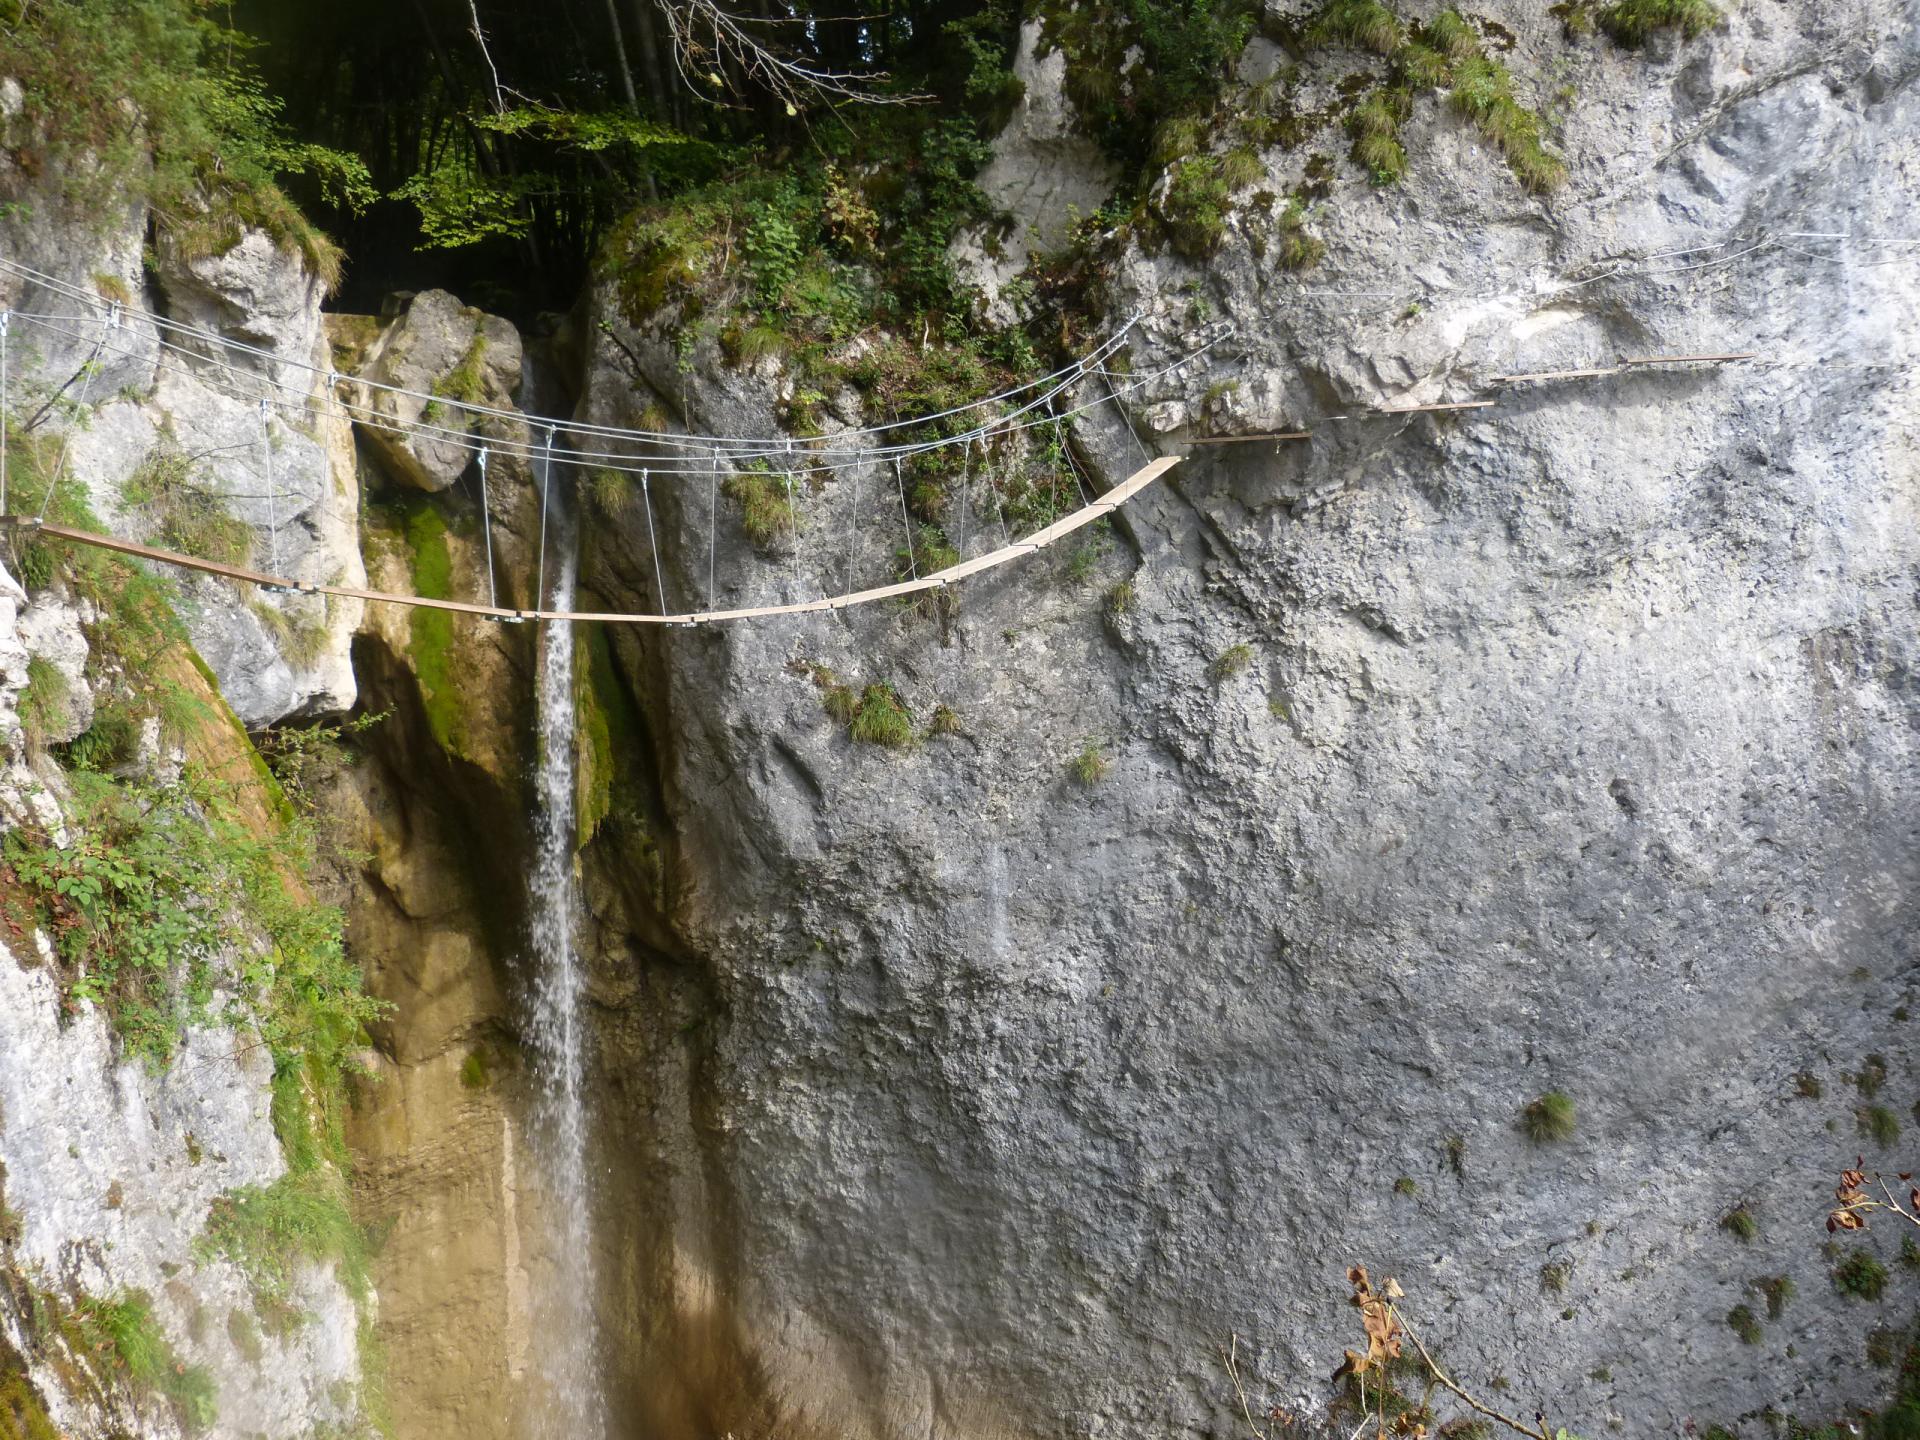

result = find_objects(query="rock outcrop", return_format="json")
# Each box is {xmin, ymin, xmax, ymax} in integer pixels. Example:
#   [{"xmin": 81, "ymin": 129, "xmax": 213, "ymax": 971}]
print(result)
[{"xmin": 560, "ymin": 2, "xmax": 1920, "ymax": 1436}]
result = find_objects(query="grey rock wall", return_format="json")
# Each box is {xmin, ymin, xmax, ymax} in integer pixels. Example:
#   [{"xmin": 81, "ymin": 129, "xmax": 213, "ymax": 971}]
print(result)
[{"xmin": 573, "ymin": 2, "xmax": 1920, "ymax": 1436}]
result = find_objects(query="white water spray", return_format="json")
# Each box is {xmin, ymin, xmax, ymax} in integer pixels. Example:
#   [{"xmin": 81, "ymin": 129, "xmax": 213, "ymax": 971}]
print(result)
[{"xmin": 524, "ymin": 455, "xmax": 603, "ymax": 1440}]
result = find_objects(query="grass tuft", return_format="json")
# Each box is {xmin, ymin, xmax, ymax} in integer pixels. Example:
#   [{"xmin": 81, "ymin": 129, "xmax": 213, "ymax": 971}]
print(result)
[
  {"xmin": 1309, "ymin": 0, "xmax": 1404, "ymax": 54},
  {"xmin": 1598, "ymin": 0, "xmax": 1722, "ymax": 46},
  {"xmin": 1521, "ymin": 1091, "xmax": 1576, "ymax": 1143},
  {"xmin": 722, "ymin": 468, "xmax": 798, "ymax": 547},
  {"xmin": 1757, "ymin": 1274, "xmax": 1794, "ymax": 1320},
  {"xmin": 848, "ymin": 684, "xmax": 913, "ymax": 748},
  {"xmin": 1720, "ymin": 1206, "xmax": 1758, "ymax": 1243},
  {"xmin": 1068, "ymin": 742, "xmax": 1110, "ymax": 787},
  {"xmin": 1859, "ymin": 1104, "xmax": 1902, "ymax": 1148},
  {"xmin": 1833, "ymin": 1250, "xmax": 1889, "ymax": 1302},
  {"xmin": 1726, "ymin": 1303, "xmax": 1762, "ymax": 1345},
  {"xmin": 1209, "ymin": 642, "xmax": 1255, "ymax": 682}
]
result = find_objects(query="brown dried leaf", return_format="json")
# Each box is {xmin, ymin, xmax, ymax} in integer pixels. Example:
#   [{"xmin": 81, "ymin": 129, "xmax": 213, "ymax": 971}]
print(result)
[{"xmin": 1829, "ymin": 1208, "xmax": 1866, "ymax": 1233}]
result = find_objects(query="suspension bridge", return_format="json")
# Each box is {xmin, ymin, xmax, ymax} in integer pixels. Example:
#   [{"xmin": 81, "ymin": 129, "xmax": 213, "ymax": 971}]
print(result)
[{"xmin": 0, "ymin": 253, "xmax": 1757, "ymax": 627}]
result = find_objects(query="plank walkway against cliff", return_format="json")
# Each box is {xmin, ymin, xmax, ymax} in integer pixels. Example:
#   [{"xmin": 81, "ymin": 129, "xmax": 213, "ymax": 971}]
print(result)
[
  {"xmin": 0, "ymin": 251, "xmax": 1754, "ymax": 627},
  {"xmin": 0, "ymin": 456, "xmax": 1183, "ymax": 626}
]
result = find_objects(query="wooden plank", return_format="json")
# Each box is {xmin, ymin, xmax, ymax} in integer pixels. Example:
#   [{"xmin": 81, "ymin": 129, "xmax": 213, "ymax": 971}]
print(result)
[
  {"xmin": 3, "ymin": 454, "xmax": 1183, "ymax": 627},
  {"xmin": 1184, "ymin": 430, "xmax": 1313, "ymax": 445},
  {"xmin": 1370, "ymin": 399, "xmax": 1500, "ymax": 414},
  {"xmin": 1620, "ymin": 351, "xmax": 1759, "ymax": 365},
  {"xmin": 1489, "ymin": 367, "xmax": 1622, "ymax": 383}
]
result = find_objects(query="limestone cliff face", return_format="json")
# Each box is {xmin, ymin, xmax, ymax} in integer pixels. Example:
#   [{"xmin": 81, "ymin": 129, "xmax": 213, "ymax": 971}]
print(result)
[
  {"xmin": 565, "ymin": 2, "xmax": 1920, "ymax": 1435},
  {"xmin": 0, "ymin": 160, "xmax": 373, "ymax": 1433}
]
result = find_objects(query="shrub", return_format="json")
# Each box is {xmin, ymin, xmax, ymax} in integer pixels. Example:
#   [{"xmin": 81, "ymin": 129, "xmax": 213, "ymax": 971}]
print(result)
[
  {"xmin": 1834, "ymin": 1250, "xmax": 1889, "ymax": 1302},
  {"xmin": 1721, "ymin": 1207, "xmax": 1758, "ymax": 1242},
  {"xmin": 1068, "ymin": 742, "xmax": 1110, "ymax": 786},
  {"xmin": 4, "ymin": 768, "xmax": 381, "ymax": 1070},
  {"xmin": 1520, "ymin": 1091, "xmax": 1575, "ymax": 1143},
  {"xmin": 1726, "ymin": 1304, "xmax": 1762, "ymax": 1344}
]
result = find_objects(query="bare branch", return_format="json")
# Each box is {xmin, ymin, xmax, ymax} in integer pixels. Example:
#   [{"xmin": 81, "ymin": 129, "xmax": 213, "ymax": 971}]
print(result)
[
  {"xmin": 652, "ymin": 0, "xmax": 923, "ymax": 110},
  {"xmin": 1395, "ymin": 1311, "xmax": 1552, "ymax": 1440}
]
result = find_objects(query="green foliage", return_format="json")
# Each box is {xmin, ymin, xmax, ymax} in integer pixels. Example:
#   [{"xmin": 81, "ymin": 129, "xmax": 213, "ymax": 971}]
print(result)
[
  {"xmin": 381, "ymin": 496, "xmax": 465, "ymax": 758},
  {"xmin": 1068, "ymin": 741, "xmax": 1111, "ymax": 787},
  {"xmin": 1597, "ymin": 0, "xmax": 1722, "ymax": 46},
  {"xmin": 1860, "ymin": 1105, "xmax": 1903, "ymax": 1148},
  {"xmin": 1726, "ymin": 1303, "xmax": 1762, "ymax": 1345},
  {"xmin": 848, "ymin": 684, "xmax": 914, "ymax": 748},
  {"xmin": 0, "ymin": 1363, "xmax": 59, "ymax": 1440},
  {"xmin": 1540, "ymin": 1260, "xmax": 1572, "ymax": 1293},
  {"xmin": 1106, "ymin": 580, "xmax": 1136, "ymax": 617},
  {"xmin": 78, "ymin": 1290, "xmax": 217, "ymax": 1430},
  {"xmin": 1393, "ymin": 1175, "xmax": 1417, "ymax": 1196},
  {"xmin": 926, "ymin": 705, "xmax": 962, "ymax": 739},
  {"xmin": 1349, "ymin": 88, "xmax": 1410, "ymax": 186},
  {"xmin": 1209, "ymin": 643, "xmax": 1255, "ymax": 682},
  {"xmin": 1447, "ymin": 56, "xmax": 1566, "ymax": 193},
  {"xmin": 225, "ymin": 1307, "xmax": 263, "ymax": 1365},
  {"xmin": 1277, "ymin": 195, "xmax": 1326, "ymax": 270},
  {"xmin": 200, "ymin": 1167, "xmax": 369, "ymax": 1311},
  {"xmin": 431, "ymin": 331, "xmax": 490, "ymax": 407},
  {"xmin": 1040, "ymin": 0, "xmax": 1257, "ymax": 168},
  {"xmin": 5, "ymin": 0, "xmax": 361, "ymax": 284},
  {"xmin": 1859, "ymin": 1054, "xmax": 1890, "ymax": 1098},
  {"xmin": 723, "ymin": 468, "xmax": 798, "ymax": 547},
  {"xmin": 1834, "ymin": 1250, "xmax": 1890, "ymax": 1302},
  {"xmin": 1308, "ymin": 0, "xmax": 1404, "ymax": 53},
  {"xmin": 1161, "ymin": 154, "xmax": 1237, "ymax": 257},
  {"xmin": 121, "ymin": 450, "xmax": 253, "ymax": 565},
  {"xmin": 1756, "ymin": 1274, "xmax": 1794, "ymax": 1319},
  {"xmin": 460, "ymin": 1051, "xmax": 491, "ymax": 1090},
  {"xmin": 1, "ymin": 765, "xmax": 381, "ymax": 1071},
  {"xmin": 1521, "ymin": 1091, "xmax": 1576, "ymax": 1143},
  {"xmin": 1721, "ymin": 1207, "xmax": 1758, "ymax": 1242},
  {"xmin": 18, "ymin": 657, "xmax": 68, "ymax": 750}
]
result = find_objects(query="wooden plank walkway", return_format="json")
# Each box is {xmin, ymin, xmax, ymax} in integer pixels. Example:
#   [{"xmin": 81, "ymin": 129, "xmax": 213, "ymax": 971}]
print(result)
[{"xmin": 0, "ymin": 456, "xmax": 1182, "ymax": 627}]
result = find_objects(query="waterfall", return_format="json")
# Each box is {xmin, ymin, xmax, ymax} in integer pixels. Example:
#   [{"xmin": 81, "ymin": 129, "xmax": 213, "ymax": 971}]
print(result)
[{"xmin": 523, "ymin": 441, "xmax": 604, "ymax": 1440}]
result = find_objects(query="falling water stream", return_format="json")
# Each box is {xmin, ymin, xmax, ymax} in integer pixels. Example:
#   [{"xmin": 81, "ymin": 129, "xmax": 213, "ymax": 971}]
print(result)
[{"xmin": 523, "ymin": 426, "xmax": 605, "ymax": 1440}]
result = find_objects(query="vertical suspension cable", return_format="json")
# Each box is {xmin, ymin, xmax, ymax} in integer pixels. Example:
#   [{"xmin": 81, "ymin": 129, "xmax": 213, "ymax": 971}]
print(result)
[
  {"xmin": 845, "ymin": 455, "xmax": 861, "ymax": 591},
  {"xmin": 1103, "ymin": 369, "xmax": 1152, "ymax": 468},
  {"xmin": 984, "ymin": 437, "xmax": 1013, "ymax": 550},
  {"xmin": 894, "ymin": 456, "xmax": 917, "ymax": 578},
  {"xmin": 536, "ymin": 423, "xmax": 556, "ymax": 608},
  {"xmin": 955, "ymin": 439, "xmax": 973, "ymax": 560},
  {"xmin": 1, "ymin": 310, "xmax": 10, "ymax": 516},
  {"xmin": 478, "ymin": 445, "xmax": 498, "ymax": 608},
  {"xmin": 708, "ymin": 444, "xmax": 720, "ymax": 611},
  {"xmin": 259, "ymin": 399, "xmax": 282, "ymax": 577},
  {"xmin": 40, "ymin": 333, "xmax": 107, "ymax": 523},
  {"xmin": 640, "ymin": 469, "xmax": 668, "ymax": 615}
]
